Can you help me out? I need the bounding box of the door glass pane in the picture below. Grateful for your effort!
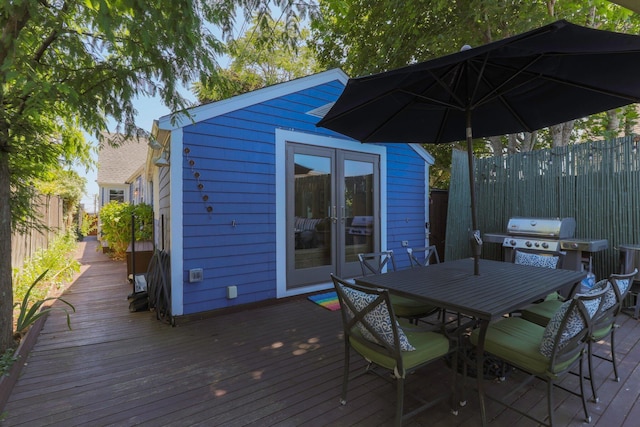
[344,159,374,263]
[293,153,332,270]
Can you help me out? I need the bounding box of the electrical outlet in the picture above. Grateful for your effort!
[189,268,203,283]
[401,241,409,247]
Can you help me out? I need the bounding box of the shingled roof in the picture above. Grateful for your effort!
[96,132,149,185]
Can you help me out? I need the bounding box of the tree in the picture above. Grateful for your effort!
[0,0,313,353]
[194,19,320,103]
[36,168,87,229]
[310,0,640,185]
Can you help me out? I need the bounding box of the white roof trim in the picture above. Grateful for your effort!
[157,68,349,131]
[408,143,436,165]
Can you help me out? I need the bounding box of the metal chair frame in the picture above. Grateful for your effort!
[467,284,610,427]
[331,274,459,426]
[587,269,638,402]
[407,245,440,267]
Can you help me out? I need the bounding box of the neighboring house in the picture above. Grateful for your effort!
[96,132,149,208]
[96,132,150,246]
[148,69,435,319]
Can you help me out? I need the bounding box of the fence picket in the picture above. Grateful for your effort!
[447,136,638,280]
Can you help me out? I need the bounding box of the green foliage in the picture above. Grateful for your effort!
[1,0,220,235]
[311,0,640,189]
[11,231,80,339]
[13,270,75,337]
[36,168,88,229]
[79,213,98,239]
[0,348,16,377]
[194,19,320,103]
[99,202,153,259]
[12,232,81,305]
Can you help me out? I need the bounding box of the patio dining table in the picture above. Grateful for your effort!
[354,257,586,426]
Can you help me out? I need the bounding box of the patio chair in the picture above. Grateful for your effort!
[520,269,637,402]
[468,283,610,426]
[407,245,440,267]
[585,270,636,402]
[331,274,459,426]
[358,251,440,323]
[514,250,565,324]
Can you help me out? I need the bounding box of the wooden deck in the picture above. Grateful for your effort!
[2,237,640,426]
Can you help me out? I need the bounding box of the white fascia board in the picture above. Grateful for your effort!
[170,127,184,316]
[156,69,349,131]
[409,143,436,165]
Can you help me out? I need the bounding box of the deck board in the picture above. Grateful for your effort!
[3,238,640,426]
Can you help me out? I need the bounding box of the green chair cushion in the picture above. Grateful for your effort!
[470,317,578,377]
[592,323,614,340]
[390,295,439,318]
[520,299,564,326]
[351,326,450,374]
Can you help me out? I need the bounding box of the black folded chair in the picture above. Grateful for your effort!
[467,283,610,426]
[331,274,459,426]
[406,245,440,267]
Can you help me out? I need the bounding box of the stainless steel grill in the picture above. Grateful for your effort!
[484,217,608,271]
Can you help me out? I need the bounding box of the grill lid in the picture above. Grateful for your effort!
[507,217,576,239]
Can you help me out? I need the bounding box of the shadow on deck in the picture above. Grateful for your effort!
[2,238,640,426]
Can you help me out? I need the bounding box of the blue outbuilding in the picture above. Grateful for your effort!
[147,69,435,318]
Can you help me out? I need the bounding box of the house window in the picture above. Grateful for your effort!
[109,189,124,202]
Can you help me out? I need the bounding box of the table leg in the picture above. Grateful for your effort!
[476,320,489,427]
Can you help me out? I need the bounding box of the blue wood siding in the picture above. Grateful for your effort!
[180,80,346,314]
[385,144,428,270]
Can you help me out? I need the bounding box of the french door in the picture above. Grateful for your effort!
[286,143,380,289]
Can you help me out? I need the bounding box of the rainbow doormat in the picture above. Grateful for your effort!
[308,291,341,311]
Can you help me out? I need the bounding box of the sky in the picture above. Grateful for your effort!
[76,10,254,211]
[77,86,198,213]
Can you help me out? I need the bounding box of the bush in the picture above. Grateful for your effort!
[99,202,153,259]
[78,212,97,239]
[12,231,81,305]
[14,270,75,337]
[11,231,81,344]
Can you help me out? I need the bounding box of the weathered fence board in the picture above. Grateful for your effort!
[11,194,63,270]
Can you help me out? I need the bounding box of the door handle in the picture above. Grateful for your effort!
[330,206,337,224]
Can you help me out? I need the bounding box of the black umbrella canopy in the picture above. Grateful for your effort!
[317,20,640,274]
[317,19,640,144]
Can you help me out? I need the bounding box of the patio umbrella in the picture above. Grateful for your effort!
[316,19,640,275]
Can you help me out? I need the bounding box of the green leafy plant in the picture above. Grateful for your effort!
[13,270,75,337]
[13,232,80,304]
[99,202,153,259]
[80,212,98,237]
[0,348,16,377]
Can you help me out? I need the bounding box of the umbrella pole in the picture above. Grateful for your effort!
[466,110,482,275]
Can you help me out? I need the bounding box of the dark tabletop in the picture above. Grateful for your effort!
[355,258,586,321]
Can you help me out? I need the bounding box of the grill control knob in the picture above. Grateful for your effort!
[534,242,540,247]
[509,240,516,246]
[526,241,532,247]
[542,242,549,249]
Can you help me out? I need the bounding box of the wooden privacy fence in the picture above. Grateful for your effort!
[446,135,640,281]
[11,194,64,271]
